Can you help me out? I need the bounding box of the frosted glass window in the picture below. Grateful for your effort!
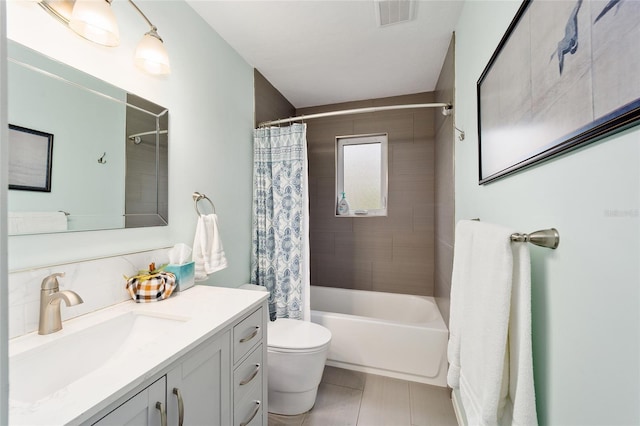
[336,133,388,216]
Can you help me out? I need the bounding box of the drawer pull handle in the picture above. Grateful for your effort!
[239,326,260,343]
[156,401,167,426]
[239,364,261,386]
[239,400,261,426]
[173,388,184,426]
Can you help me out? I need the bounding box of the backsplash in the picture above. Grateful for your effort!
[8,248,169,339]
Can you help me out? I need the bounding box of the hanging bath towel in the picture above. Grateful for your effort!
[193,213,228,281]
[448,219,538,426]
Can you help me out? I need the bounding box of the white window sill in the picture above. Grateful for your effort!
[335,211,387,218]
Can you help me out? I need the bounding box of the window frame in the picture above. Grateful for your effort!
[335,133,388,217]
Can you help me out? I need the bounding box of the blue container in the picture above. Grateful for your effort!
[164,262,195,291]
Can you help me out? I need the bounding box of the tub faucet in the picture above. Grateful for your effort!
[38,272,84,335]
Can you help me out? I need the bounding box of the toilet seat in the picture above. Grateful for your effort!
[268,318,331,353]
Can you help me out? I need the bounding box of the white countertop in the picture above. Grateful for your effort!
[9,285,268,425]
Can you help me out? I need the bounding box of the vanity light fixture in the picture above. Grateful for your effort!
[127,0,171,76]
[38,0,171,76]
[69,0,120,47]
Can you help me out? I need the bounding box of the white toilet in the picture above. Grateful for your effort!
[240,284,332,415]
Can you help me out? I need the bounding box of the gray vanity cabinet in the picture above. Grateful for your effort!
[166,331,231,425]
[232,306,267,426]
[91,332,231,426]
[87,303,267,426]
[92,377,166,425]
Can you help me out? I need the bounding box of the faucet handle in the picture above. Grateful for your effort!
[41,272,65,291]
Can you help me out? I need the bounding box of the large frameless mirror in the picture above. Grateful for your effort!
[7,40,168,235]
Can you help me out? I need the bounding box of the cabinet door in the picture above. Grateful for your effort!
[167,331,232,426]
[93,377,166,426]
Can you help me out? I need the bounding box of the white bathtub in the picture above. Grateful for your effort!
[310,286,448,386]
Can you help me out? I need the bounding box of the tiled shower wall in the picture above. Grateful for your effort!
[254,69,295,127]
[298,93,436,296]
[434,35,456,325]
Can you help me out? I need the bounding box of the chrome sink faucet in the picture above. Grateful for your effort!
[38,272,84,335]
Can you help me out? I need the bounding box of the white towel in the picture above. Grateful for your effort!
[447,220,537,426]
[8,211,68,234]
[506,242,538,426]
[192,214,228,281]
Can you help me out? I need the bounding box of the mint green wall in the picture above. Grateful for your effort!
[454,2,639,424]
[0,1,9,421]
[6,0,254,287]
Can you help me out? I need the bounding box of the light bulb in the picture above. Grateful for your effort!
[69,0,119,47]
[134,30,171,76]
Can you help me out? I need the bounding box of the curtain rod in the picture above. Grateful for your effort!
[258,102,453,127]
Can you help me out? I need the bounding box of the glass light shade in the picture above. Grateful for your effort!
[69,0,119,47]
[134,32,171,76]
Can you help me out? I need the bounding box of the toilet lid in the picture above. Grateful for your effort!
[268,318,331,351]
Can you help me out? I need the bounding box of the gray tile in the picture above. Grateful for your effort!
[334,232,393,262]
[372,92,434,108]
[414,110,435,143]
[351,207,414,234]
[322,366,367,390]
[313,255,373,290]
[302,383,362,426]
[353,114,414,144]
[409,382,457,426]
[269,413,306,426]
[372,261,434,296]
[308,150,335,178]
[392,143,434,177]
[310,232,335,256]
[358,374,412,426]
[393,231,435,261]
[306,92,438,298]
[279,367,458,426]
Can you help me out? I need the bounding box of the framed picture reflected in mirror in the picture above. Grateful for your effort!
[8,124,54,192]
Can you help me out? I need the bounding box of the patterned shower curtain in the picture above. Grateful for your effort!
[250,123,310,321]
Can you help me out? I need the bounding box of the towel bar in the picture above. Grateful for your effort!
[192,192,216,216]
[469,219,559,249]
[510,228,559,249]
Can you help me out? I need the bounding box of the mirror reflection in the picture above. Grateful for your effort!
[7,40,168,235]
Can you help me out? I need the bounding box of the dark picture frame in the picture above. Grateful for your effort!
[8,124,54,192]
[477,0,640,184]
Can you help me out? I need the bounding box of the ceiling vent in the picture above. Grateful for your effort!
[375,0,416,27]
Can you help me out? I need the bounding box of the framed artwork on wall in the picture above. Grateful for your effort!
[8,124,54,192]
[477,0,640,184]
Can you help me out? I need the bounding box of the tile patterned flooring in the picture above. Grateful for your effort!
[268,366,458,426]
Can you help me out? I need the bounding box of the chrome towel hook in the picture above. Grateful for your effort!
[193,192,216,216]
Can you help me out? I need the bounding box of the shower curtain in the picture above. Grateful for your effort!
[250,123,310,321]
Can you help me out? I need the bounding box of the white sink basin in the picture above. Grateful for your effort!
[10,311,189,404]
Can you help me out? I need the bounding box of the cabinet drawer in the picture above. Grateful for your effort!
[233,307,263,363]
[234,383,263,426]
[234,344,263,404]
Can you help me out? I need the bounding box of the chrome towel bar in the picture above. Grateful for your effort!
[510,228,559,249]
[470,219,559,249]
